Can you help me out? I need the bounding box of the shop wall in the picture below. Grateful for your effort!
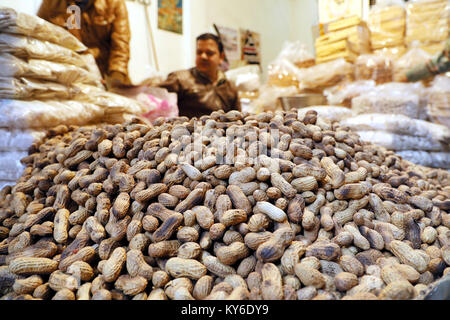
[2,0,318,83]
[289,0,319,56]
[188,0,294,80]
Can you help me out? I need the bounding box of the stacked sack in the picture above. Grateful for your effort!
[427,75,450,129]
[406,0,449,56]
[315,16,371,64]
[0,7,147,189]
[341,113,450,169]
[368,0,407,59]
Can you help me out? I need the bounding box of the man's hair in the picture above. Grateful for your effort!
[196,33,224,54]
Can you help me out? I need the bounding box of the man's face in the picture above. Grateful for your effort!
[195,39,224,75]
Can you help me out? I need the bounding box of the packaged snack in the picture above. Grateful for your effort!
[0,7,86,52]
[355,54,394,84]
[368,1,406,49]
[0,53,102,86]
[406,0,449,43]
[351,82,420,118]
[297,58,354,91]
[0,33,87,68]
[324,80,376,107]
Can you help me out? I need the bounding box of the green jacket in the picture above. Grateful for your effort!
[406,38,450,82]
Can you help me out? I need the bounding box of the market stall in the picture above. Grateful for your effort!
[0,1,449,302]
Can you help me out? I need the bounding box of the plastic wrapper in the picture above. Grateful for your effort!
[355,54,394,84]
[356,130,446,151]
[112,86,178,121]
[340,113,450,142]
[0,77,79,100]
[74,84,148,115]
[397,150,450,169]
[0,99,104,129]
[324,80,376,107]
[351,82,421,118]
[0,53,102,86]
[406,0,449,44]
[427,75,450,128]
[0,7,86,52]
[0,180,16,190]
[251,85,298,112]
[0,129,46,152]
[268,59,300,87]
[276,41,315,69]
[225,65,261,92]
[0,151,27,180]
[315,23,370,64]
[0,33,87,68]
[373,45,407,60]
[368,1,406,49]
[297,58,354,92]
[297,106,355,122]
[80,54,103,84]
[393,46,432,82]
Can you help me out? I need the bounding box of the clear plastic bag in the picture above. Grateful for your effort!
[276,41,315,69]
[0,99,104,129]
[74,84,148,115]
[373,45,407,60]
[225,65,261,92]
[397,150,450,169]
[111,86,179,121]
[268,58,301,88]
[351,82,420,118]
[0,129,46,152]
[355,54,394,84]
[356,130,445,151]
[324,80,376,107]
[0,53,102,86]
[368,1,406,49]
[0,33,87,68]
[297,58,354,91]
[251,85,298,112]
[297,106,355,122]
[0,76,80,100]
[406,0,449,44]
[340,113,450,142]
[0,151,27,180]
[392,46,432,81]
[427,75,450,128]
[0,7,86,52]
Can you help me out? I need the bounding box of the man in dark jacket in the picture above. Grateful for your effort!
[37,0,131,88]
[158,33,241,119]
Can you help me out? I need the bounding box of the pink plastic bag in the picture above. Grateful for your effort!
[110,86,179,121]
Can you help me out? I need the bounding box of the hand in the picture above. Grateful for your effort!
[106,71,131,90]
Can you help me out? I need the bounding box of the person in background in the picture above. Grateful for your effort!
[405,38,450,82]
[37,0,131,88]
[158,33,241,118]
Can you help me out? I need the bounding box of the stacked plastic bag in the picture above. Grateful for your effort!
[427,75,450,128]
[315,16,371,64]
[0,7,147,188]
[252,41,315,112]
[368,0,407,59]
[406,0,449,56]
[341,113,450,169]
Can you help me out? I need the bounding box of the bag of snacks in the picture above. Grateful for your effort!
[0,7,86,52]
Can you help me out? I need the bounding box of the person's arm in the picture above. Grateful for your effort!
[108,0,131,81]
[406,39,450,82]
[37,0,57,21]
[157,72,182,94]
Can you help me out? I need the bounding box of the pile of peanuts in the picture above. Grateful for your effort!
[0,109,449,301]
